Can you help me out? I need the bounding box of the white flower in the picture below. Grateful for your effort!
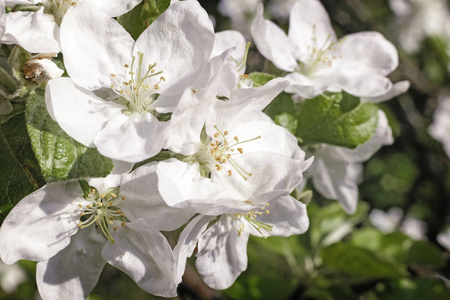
[251,0,399,99]
[1,0,142,53]
[0,164,185,299]
[429,94,450,157]
[173,195,309,290]
[437,228,450,251]
[309,110,393,213]
[45,0,215,162]
[157,76,311,289]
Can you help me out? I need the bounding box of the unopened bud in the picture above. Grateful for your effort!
[23,54,64,84]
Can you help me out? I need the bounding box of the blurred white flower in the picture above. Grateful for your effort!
[218,0,261,39]
[389,0,450,53]
[437,228,450,251]
[369,207,427,240]
[0,261,27,294]
[428,94,450,157]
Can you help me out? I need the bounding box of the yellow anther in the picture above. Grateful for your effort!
[214,132,219,137]
[77,221,82,226]
[265,210,270,215]
[113,227,118,231]
[110,85,115,89]
[122,195,126,200]
[78,204,82,208]
[80,212,85,216]
[111,73,116,77]
[109,217,114,221]
[234,136,239,142]
[160,76,166,81]
[91,189,95,194]
[97,202,103,207]
[151,69,155,73]
[265,203,270,207]
[117,209,122,213]
[121,222,126,227]
[99,194,105,199]
[216,164,221,171]
[155,84,160,90]
[228,170,232,176]
[237,148,243,154]
[124,64,129,68]
[224,131,228,135]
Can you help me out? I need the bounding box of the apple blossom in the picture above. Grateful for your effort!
[0,0,142,53]
[0,163,183,299]
[45,0,215,162]
[309,110,393,214]
[428,94,450,157]
[251,0,399,99]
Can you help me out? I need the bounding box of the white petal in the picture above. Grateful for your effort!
[362,80,410,103]
[36,227,106,300]
[101,219,177,298]
[312,147,362,214]
[173,215,213,283]
[90,0,142,17]
[437,228,450,251]
[118,163,195,231]
[196,216,249,290]
[156,159,242,209]
[60,2,134,90]
[1,9,59,53]
[369,208,403,233]
[218,152,304,205]
[94,112,168,162]
[333,32,399,76]
[251,4,297,72]
[332,110,393,163]
[110,159,134,175]
[134,0,214,90]
[163,87,213,155]
[288,0,336,60]
[256,195,309,237]
[212,30,247,69]
[0,182,83,264]
[45,77,120,147]
[284,72,318,98]
[208,78,289,133]
[330,71,393,98]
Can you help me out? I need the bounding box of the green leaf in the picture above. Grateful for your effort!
[0,111,45,224]
[248,72,276,87]
[117,0,170,40]
[351,228,414,263]
[263,91,296,123]
[404,241,445,267]
[0,66,17,94]
[321,243,406,279]
[309,202,369,249]
[274,113,298,135]
[7,45,31,82]
[296,92,379,148]
[25,91,113,182]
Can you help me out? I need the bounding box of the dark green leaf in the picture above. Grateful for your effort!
[404,241,445,267]
[296,93,378,148]
[117,0,171,40]
[0,111,45,224]
[263,91,296,120]
[25,91,113,182]
[321,243,406,279]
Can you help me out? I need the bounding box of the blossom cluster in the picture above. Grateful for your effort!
[0,0,408,298]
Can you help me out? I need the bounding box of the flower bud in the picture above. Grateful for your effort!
[23,54,64,84]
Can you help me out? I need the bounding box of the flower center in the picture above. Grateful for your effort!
[195,125,261,180]
[110,51,165,115]
[44,0,82,25]
[297,25,342,76]
[233,203,273,237]
[77,186,127,244]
